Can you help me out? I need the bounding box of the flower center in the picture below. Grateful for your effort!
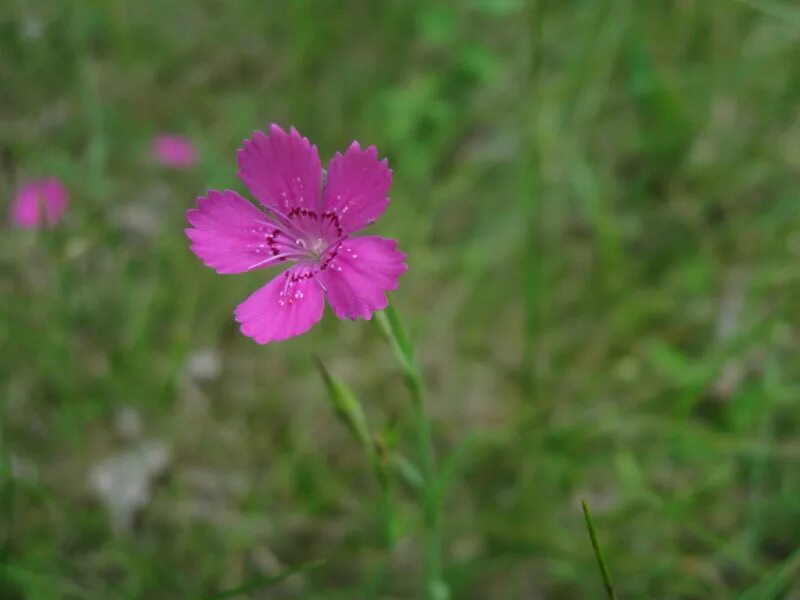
[293,236,328,260]
[250,206,345,271]
[310,237,328,256]
[284,208,343,262]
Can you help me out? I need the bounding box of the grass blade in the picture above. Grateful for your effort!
[731,0,800,25]
[581,500,617,600]
[0,394,13,560]
[738,545,800,600]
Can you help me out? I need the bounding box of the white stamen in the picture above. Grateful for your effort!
[247,252,300,271]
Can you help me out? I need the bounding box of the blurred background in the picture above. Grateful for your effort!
[3,0,800,597]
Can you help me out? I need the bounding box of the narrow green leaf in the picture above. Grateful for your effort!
[375,303,425,406]
[313,356,373,458]
[392,453,425,492]
[738,545,800,600]
[581,500,617,600]
[434,435,476,500]
[731,0,800,25]
[0,397,13,558]
[375,302,415,372]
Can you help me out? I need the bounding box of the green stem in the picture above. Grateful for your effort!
[377,302,446,600]
[372,435,399,552]
[363,472,398,599]
[413,383,443,600]
[581,500,617,600]
[521,0,544,401]
[313,355,398,594]
[0,385,13,560]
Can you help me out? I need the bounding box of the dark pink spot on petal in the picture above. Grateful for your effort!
[186,189,302,274]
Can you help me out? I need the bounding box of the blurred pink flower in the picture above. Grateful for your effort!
[153,134,197,169]
[10,178,69,229]
[186,125,407,344]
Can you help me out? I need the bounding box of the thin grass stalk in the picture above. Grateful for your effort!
[377,301,446,600]
[582,500,617,600]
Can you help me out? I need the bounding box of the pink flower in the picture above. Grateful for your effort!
[153,134,197,169]
[186,125,407,344]
[10,178,69,229]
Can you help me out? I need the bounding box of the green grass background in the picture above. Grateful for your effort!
[3,0,800,597]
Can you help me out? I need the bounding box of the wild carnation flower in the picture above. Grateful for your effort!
[10,178,69,229]
[186,125,407,344]
[153,134,197,169]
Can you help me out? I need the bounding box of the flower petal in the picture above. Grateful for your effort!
[323,142,391,235]
[10,179,68,229]
[40,179,69,226]
[186,189,298,274]
[237,125,322,213]
[10,186,41,229]
[235,264,324,344]
[317,236,407,320]
[153,134,197,169]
